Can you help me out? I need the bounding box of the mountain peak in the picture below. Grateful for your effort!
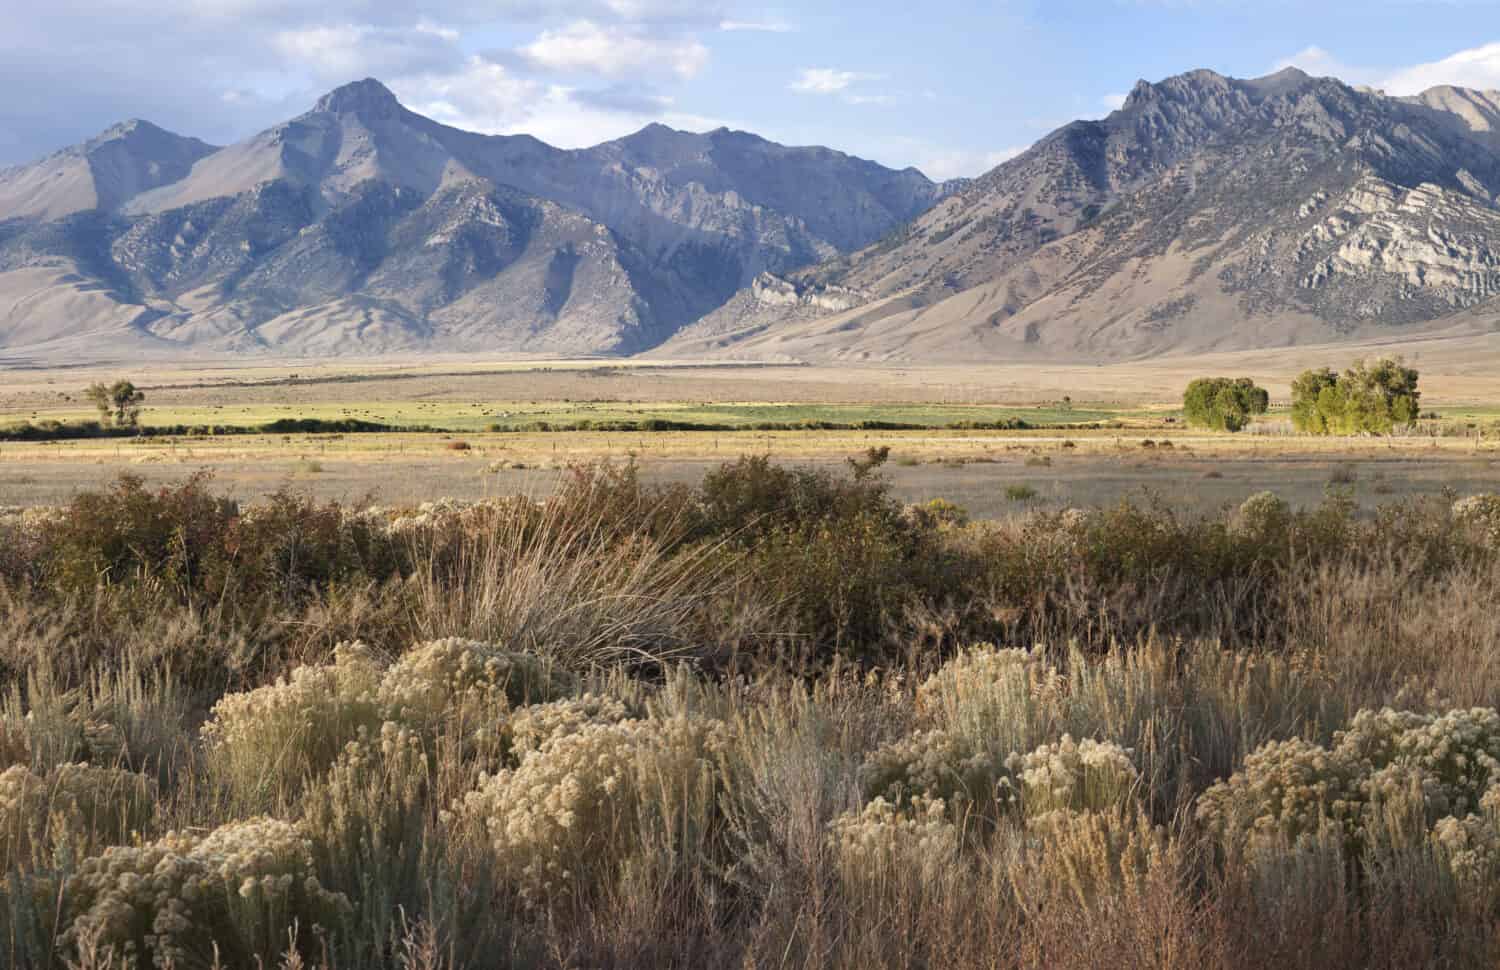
[1259,66,1311,84]
[314,78,402,119]
[88,118,171,147]
[1242,66,1315,97]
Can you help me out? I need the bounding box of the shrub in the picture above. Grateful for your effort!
[859,729,1016,820]
[828,796,959,887]
[1196,737,1365,856]
[907,498,970,530]
[507,694,633,756]
[376,637,574,744]
[1453,494,1500,545]
[1005,484,1039,502]
[300,722,444,965]
[40,473,237,596]
[1013,806,1174,910]
[200,642,384,808]
[1232,490,1291,538]
[0,763,155,872]
[1199,707,1500,859]
[915,645,1057,747]
[1430,812,1500,892]
[697,454,905,543]
[1183,377,1270,432]
[59,817,350,969]
[455,714,733,907]
[1342,707,1500,821]
[1011,735,1138,817]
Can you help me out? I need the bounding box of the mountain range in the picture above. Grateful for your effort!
[0,79,947,357]
[3,69,1500,362]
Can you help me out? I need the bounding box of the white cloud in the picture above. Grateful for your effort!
[719,19,793,32]
[790,68,883,95]
[393,57,543,131]
[1100,92,1128,112]
[1382,41,1500,96]
[518,19,709,79]
[1273,41,1500,95]
[271,23,462,82]
[392,58,731,149]
[1273,46,1374,85]
[919,146,1024,180]
[848,134,1026,181]
[415,19,460,42]
[0,0,739,163]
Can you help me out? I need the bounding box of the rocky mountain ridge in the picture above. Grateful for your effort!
[0,79,948,356]
[666,68,1500,362]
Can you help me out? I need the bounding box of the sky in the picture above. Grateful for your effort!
[4,1,1500,181]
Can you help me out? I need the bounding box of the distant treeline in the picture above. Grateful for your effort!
[0,418,431,441]
[487,417,1051,433]
[1,415,1124,441]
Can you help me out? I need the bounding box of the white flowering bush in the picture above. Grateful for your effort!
[386,499,473,536]
[0,763,155,872]
[1329,708,1432,770]
[455,714,732,906]
[1232,491,1291,537]
[915,644,1058,748]
[201,642,383,806]
[1430,812,1500,892]
[828,796,959,888]
[507,694,632,756]
[1201,707,1500,861]
[859,728,1016,820]
[1197,737,1364,853]
[1453,494,1500,544]
[377,638,574,733]
[1337,707,1500,821]
[916,644,1046,711]
[1058,507,1095,533]
[59,817,350,969]
[385,498,523,537]
[1009,735,1138,817]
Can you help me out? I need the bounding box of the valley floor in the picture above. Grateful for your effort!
[5,349,1500,516]
[2,435,1496,520]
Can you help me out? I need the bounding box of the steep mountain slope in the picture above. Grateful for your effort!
[0,80,945,357]
[0,121,216,223]
[669,69,1500,362]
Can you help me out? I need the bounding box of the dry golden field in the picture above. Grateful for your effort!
[4,344,1500,515]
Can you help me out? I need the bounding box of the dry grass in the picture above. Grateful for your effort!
[4,463,1500,967]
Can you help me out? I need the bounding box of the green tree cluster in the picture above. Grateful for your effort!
[84,380,145,428]
[1182,377,1270,432]
[1290,358,1420,435]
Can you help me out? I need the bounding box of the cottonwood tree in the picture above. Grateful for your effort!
[84,379,146,428]
[1182,377,1270,432]
[1290,358,1419,435]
